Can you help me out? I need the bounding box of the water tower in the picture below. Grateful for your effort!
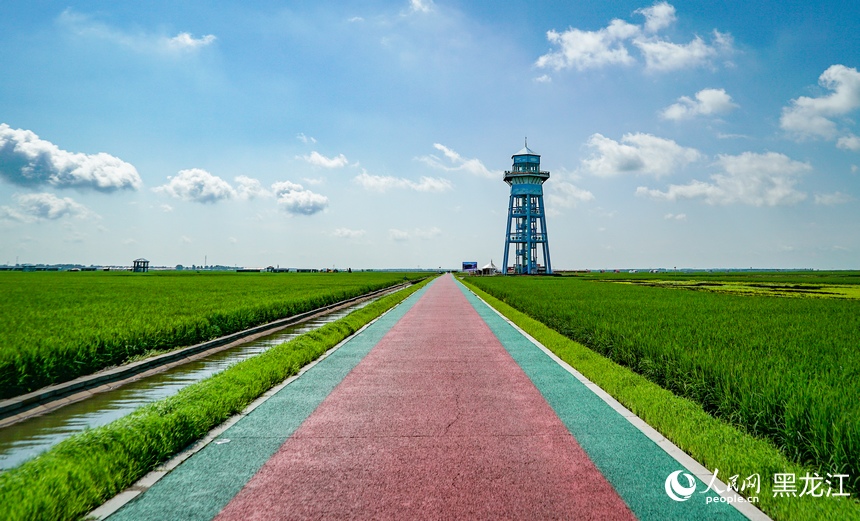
[502,142,552,275]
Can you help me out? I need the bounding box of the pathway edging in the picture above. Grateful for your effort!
[91,283,429,520]
[458,281,770,521]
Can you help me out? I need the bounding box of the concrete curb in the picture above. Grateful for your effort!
[463,285,771,521]
[86,287,422,520]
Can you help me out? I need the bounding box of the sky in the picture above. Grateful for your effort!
[1,0,858,270]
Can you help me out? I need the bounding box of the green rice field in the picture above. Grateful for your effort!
[466,271,860,497]
[0,271,422,399]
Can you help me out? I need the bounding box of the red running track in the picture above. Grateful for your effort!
[216,275,635,520]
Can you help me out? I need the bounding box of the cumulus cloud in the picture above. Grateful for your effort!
[333,227,366,239]
[581,133,701,178]
[780,65,860,141]
[272,181,328,215]
[417,144,498,178]
[354,171,452,192]
[664,213,687,220]
[636,151,811,206]
[298,151,349,168]
[535,2,732,73]
[536,19,639,71]
[155,169,236,203]
[634,32,730,72]
[234,175,268,200]
[547,182,595,208]
[0,193,93,222]
[636,1,676,33]
[661,88,738,120]
[154,171,328,214]
[0,124,142,192]
[837,134,860,151]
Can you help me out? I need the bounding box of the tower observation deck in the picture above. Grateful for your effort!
[502,143,552,275]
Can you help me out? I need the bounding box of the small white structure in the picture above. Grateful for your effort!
[480,260,499,276]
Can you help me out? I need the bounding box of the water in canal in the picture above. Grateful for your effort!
[0,299,375,470]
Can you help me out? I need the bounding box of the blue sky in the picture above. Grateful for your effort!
[1,1,858,269]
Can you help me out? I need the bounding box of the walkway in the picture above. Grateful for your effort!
[105,274,758,520]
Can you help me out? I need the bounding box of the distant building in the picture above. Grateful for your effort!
[133,258,150,272]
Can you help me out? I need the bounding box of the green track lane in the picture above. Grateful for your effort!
[107,283,430,521]
[456,280,749,521]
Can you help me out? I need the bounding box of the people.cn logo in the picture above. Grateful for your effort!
[665,470,697,502]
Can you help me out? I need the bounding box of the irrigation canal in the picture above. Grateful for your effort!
[0,293,386,471]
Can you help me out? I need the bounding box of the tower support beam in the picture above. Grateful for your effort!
[502,145,552,275]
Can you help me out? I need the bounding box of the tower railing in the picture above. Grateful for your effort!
[502,146,552,275]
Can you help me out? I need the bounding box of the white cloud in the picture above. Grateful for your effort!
[633,32,727,72]
[535,3,732,73]
[58,10,215,55]
[0,124,142,192]
[534,74,552,83]
[154,171,328,214]
[333,228,366,239]
[296,133,317,144]
[417,144,498,178]
[166,33,216,50]
[389,228,410,241]
[581,133,701,178]
[661,88,738,120]
[780,65,860,140]
[409,0,433,14]
[160,203,174,213]
[0,193,93,222]
[354,171,452,192]
[234,175,269,200]
[636,151,811,206]
[298,151,349,168]
[814,192,853,205]
[837,134,860,151]
[635,1,676,33]
[272,181,328,215]
[664,213,687,220]
[388,227,441,241]
[535,19,639,71]
[547,182,595,208]
[155,168,236,203]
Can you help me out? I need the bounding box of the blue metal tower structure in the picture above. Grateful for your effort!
[502,143,552,275]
